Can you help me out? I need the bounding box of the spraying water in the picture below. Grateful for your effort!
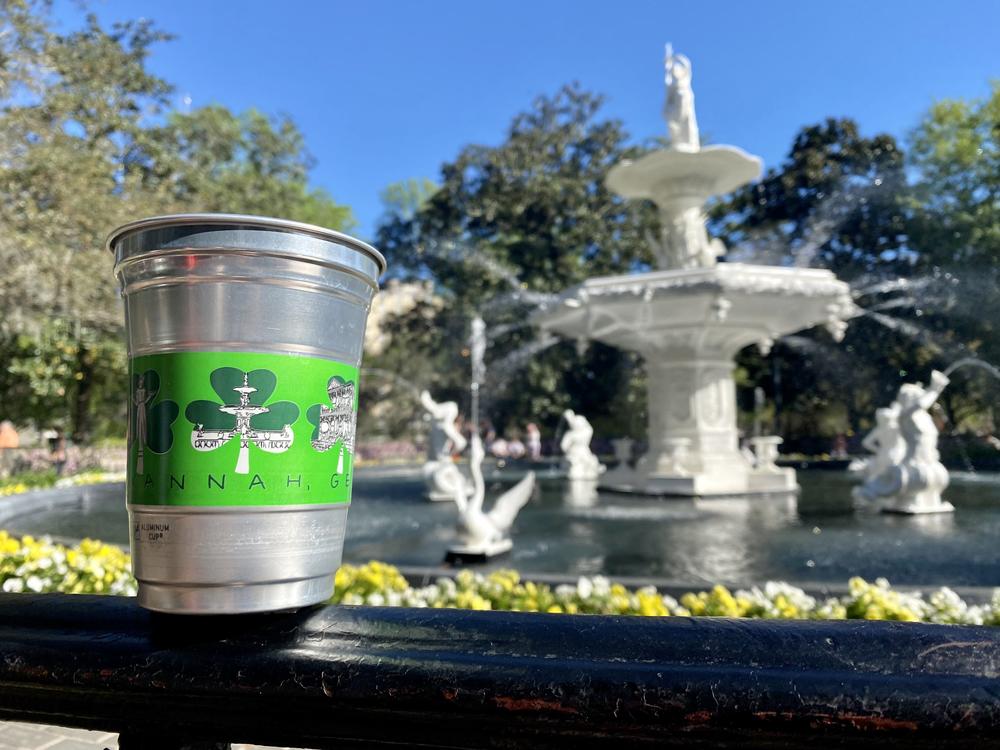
[943,358,1000,381]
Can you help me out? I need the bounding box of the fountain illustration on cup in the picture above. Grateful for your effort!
[187,368,298,474]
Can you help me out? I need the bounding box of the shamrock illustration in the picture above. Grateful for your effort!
[307,376,357,473]
[131,370,179,474]
[185,368,299,474]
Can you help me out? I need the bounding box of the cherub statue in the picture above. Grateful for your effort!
[853,371,953,513]
[420,390,471,502]
[560,409,606,480]
[850,407,904,484]
[664,46,699,152]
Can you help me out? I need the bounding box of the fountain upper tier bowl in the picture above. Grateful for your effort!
[606,145,762,205]
[534,263,854,357]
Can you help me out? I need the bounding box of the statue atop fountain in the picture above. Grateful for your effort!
[664,46,699,152]
[446,434,536,562]
[853,371,954,514]
[560,410,606,481]
[534,46,855,496]
[420,390,471,502]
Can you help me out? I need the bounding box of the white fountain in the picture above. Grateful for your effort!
[534,47,855,496]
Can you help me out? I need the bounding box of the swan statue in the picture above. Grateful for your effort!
[446,434,536,561]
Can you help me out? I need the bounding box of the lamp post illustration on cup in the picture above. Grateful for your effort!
[130,370,179,474]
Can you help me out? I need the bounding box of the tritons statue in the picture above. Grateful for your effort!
[853,370,953,514]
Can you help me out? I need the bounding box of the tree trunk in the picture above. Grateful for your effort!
[72,345,93,444]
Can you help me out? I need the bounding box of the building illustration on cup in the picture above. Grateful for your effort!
[186,368,299,475]
[307,376,358,473]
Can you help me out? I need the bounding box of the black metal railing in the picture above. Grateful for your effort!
[0,593,999,748]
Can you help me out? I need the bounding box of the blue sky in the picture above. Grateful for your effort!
[63,0,999,241]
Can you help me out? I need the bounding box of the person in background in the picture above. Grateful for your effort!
[490,437,509,459]
[831,434,848,459]
[50,432,67,476]
[507,433,526,460]
[525,422,542,461]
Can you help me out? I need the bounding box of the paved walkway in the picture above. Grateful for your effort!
[0,722,116,750]
[0,722,301,750]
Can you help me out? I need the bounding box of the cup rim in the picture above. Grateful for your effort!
[106,213,387,275]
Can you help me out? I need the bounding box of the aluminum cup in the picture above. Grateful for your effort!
[107,214,385,614]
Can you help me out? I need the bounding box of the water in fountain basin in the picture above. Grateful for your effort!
[15,469,1000,587]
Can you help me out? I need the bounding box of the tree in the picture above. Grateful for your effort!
[710,118,908,277]
[905,83,1000,432]
[146,106,355,230]
[709,119,919,446]
[0,2,354,440]
[374,85,657,436]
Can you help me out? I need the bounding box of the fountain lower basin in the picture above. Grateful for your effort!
[534,263,854,496]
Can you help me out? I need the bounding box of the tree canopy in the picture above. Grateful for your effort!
[0,1,353,439]
[371,84,656,437]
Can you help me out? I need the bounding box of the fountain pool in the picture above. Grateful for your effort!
[8,467,1000,588]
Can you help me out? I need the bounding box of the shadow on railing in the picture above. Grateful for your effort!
[0,593,999,748]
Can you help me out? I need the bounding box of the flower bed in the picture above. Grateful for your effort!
[332,561,1000,624]
[0,532,135,595]
[0,470,125,497]
[0,532,996,625]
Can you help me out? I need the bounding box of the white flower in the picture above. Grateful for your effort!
[576,577,594,599]
[25,576,44,593]
[555,584,575,599]
[2,578,24,593]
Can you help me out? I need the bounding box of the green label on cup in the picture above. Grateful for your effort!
[127,351,358,507]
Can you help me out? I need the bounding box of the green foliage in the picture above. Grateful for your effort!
[908,81,1000,271]
[374,85,657,435]
[710,114,991,446]
[0,531,135,595]
[0,2,352,439]
[332,562,1000,625]
[379,177,438,223]
[146,106,355,229]
[710,117,908,277]
[0,320,127,437]
[905,82,1000,409]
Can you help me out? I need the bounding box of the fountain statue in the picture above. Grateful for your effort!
[560,410,606,480]
[849,407,904,483]
[663,46,699,152]
[853,371,954,514]
[446,434,536,562]
[533,46,855,496]
[420,390,471,502]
